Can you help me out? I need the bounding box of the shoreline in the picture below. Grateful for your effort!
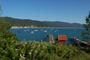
[11,26,83,29]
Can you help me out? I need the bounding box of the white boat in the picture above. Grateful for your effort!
[34,30,38,32]
[24,29,29,32]
[44,30,47,32]
[30,31,34,34]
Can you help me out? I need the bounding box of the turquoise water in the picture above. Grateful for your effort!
[10,28,83,44]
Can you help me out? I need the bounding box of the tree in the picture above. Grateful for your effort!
[82,12,90,42]
[0,18,11,32]
[0,18,18,60]
[0,18,17,40]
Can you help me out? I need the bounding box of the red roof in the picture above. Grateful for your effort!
[58,35,67,41]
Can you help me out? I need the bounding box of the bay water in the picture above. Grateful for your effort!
[10,28,83,44]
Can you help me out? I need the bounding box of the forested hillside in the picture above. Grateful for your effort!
[0,17,60,27]
[0,17,82,27]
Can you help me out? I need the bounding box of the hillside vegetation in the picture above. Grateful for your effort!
[0,17,82,27]
[0,17,60,27]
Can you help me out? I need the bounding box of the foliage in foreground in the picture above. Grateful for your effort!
[18,42,90,60]
[0,41,90,60]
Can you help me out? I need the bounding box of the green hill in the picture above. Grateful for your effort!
[0,17,82,27]
[0,17,60,27]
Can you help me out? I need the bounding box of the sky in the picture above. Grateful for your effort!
[0,0,90,23]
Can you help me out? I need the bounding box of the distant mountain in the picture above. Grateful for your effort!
[44,21,82,27]
[1,17,59,27]
[0,17,82,27]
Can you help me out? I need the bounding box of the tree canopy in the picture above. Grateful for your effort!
[82,12,90,42]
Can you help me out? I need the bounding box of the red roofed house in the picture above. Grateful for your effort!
[57,35,67,45]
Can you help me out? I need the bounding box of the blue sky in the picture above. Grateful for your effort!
[1,0,90,23]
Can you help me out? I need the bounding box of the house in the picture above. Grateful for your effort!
[57,35,67,45]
